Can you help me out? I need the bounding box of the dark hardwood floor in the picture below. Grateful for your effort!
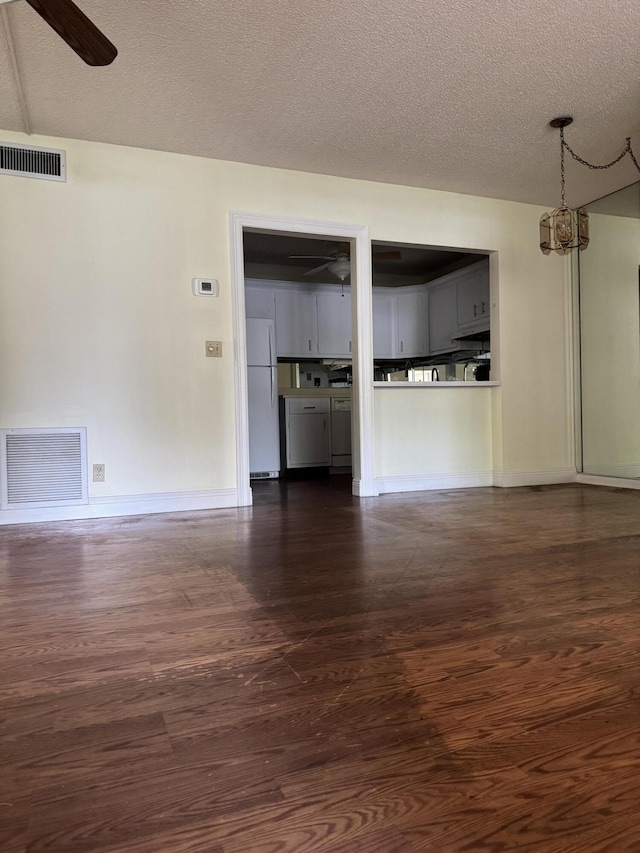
[3,480,640,851]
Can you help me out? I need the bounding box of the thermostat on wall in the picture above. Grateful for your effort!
[192,278,219,296]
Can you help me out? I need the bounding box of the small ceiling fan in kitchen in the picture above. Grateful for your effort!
[289,244,402,281]
[0,0,117,66]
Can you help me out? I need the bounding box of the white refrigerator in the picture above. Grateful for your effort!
[247,318,280,478]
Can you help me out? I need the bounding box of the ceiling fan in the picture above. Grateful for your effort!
[289,244,402,281]
[0,0,117,66]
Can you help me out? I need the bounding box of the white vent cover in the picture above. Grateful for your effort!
[0,141,66,182]
[0,428,88,509]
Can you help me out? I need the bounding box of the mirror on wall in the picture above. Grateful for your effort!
[579,181,640,478]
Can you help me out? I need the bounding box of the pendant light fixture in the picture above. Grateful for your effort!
[540,118,589,255]
[540,117,640,256]
[328,256,351,281]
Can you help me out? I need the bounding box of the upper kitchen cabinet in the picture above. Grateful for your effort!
[275,289,318,357]
[397,291,427,357]
[427,259,490,354]
[428,279,458,353]
[373,294,393,358]
[245,286,275,321]
[317,291,352,358]
[456,260,490,332]
[371,288,428,358]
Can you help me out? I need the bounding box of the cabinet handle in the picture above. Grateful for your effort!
[482,301,487,315]
[400,341,404,353]
[473,304,478,317]
[349,340,351,353]
[308,339,311,351]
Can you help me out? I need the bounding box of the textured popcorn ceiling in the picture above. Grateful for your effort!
[1,0,640,206]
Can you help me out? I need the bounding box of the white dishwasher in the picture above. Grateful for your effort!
[330,397,352,469]
[284,398,331,468]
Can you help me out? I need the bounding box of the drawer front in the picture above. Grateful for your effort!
[286,398,330,415]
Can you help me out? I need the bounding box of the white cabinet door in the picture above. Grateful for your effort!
[456,262,490,329]
[317,292,352,357]
[245,286,275,320]
[373,294,393,358]
[275,290,317,357]
[286,399,331,467]
[428,281,458,353]
[287,413,330,466]
[397,292,426,357]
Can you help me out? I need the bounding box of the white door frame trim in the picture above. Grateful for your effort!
[229,212,377,506]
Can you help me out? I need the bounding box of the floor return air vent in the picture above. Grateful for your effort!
[0,141,66,181]
[0,428,88,510]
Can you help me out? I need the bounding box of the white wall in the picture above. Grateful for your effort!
[0,131,574,516]
[374,388,492,477]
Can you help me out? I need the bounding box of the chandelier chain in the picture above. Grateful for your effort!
[560,128,566,207]
[561,134,640,174]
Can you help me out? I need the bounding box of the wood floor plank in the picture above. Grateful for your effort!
[3,480,640,850]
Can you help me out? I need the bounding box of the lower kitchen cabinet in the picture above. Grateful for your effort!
[283,398,331,468]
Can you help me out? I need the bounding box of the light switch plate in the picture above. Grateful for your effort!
[205,340,222,357]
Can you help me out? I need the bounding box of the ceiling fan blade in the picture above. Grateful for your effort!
[289,255,334,260]
[25,0,117,66]
[303,261,332,276]
[373,250,402,261]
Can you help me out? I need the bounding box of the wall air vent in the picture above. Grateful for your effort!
[0,428,88,510]
[0,141,66,182]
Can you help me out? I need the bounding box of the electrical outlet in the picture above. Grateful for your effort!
[93,463,105,482]
[205,340,222,358]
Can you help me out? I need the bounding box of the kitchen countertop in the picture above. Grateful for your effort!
[279,388,352,398]
[373,381,500,387]
[280,384,500,397]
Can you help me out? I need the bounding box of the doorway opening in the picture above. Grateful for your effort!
[229,213,376,507]
[243,232,354,496]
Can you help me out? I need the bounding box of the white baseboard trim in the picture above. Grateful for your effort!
[493,468,577,488]
[0,488,238,525]
[580,465,640,480]
[375,471,493,494]
[351,478,380,497]
[576,473,640,490]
